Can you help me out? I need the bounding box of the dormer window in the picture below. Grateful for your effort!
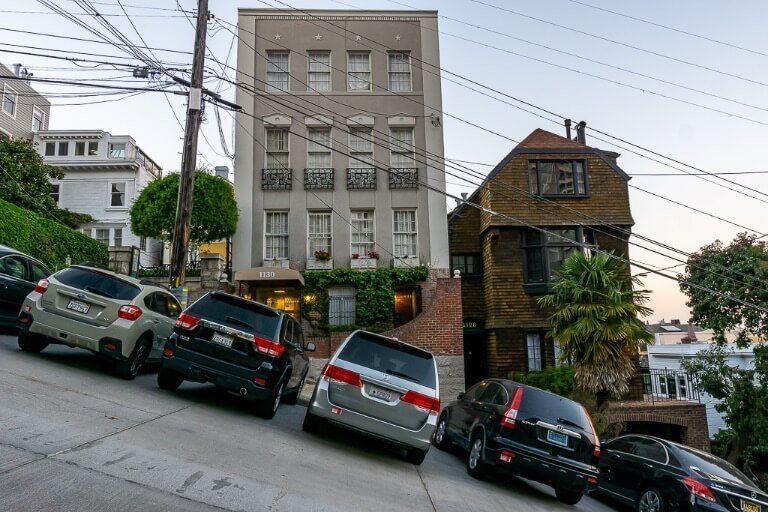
[528,160,586,196]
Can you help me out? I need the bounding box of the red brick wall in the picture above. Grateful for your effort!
[609,401,711,451]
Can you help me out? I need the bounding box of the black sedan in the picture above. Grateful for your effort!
[598,434,767,512]
[433,378,600,505]
[0,245,50,329]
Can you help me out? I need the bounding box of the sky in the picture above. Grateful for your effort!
[3,0,768,323]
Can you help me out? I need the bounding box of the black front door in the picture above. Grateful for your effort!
[463,330,487,388]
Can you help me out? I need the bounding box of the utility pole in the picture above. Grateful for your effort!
[169,0,209,287]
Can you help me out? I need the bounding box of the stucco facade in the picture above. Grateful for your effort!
[0,63,50,140]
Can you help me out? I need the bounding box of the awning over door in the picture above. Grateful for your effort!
[233,267,305,286]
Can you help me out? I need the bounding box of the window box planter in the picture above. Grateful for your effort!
[264,259,290,268]
[350,258,377,269]
[393,256,419,268]
[306,258,333,270]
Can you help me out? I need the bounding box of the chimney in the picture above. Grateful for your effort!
[576,121,587,144]
[13,63,22,77]
[214,166,230,181]
[671,319,681,325]
[564,119,572,140]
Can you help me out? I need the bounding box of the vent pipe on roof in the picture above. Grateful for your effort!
[576,121,587,144]
[564,119,572,140]
[461,192,468,201]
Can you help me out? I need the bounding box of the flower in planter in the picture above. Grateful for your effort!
[351,253,360,259]
[366,250,380,259]
[314,249,331,261]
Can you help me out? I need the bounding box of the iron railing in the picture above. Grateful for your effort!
[346,168,377,190]
[637,368,701,403]
[304,168,335,190]
[388,168,419,189]
[328,295,356,326]
[262,168,293,190]
[138,261,200,278]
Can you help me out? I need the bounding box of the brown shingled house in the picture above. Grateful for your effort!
[448,125,634,386]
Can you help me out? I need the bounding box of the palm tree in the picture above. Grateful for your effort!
[538,251,653,407]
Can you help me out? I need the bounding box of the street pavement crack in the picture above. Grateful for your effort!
[415,466,438,512]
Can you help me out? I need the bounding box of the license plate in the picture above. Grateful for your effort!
[210,332,233,348]
[546,429,569,447]
[66,299,90,314]
[368,387,392,402]
[741,500,761,512]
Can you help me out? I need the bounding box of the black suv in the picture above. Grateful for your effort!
[433,379,600,505]
[157,292,315,418]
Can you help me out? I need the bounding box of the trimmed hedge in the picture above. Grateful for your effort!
[0,198,107,269]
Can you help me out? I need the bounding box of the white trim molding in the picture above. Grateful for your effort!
[347,113,375,126]
[387,114,416,126]
[262,113,292,127]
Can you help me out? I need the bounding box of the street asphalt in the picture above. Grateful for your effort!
[0,333,625,512]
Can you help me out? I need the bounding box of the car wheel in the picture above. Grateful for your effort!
[433,413,451,450]
[254,382,284,419]
[115,336,152,380]
[466,432,489,479]
[283,372,305,405]
[637,488,666,512]
[404,447,429,465]
[555,487,584,505]
[302,410,323,434]
[17,331,48,353]
[157,366,184,391]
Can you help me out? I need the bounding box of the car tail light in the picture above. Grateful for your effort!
[501,386,524,429]
[253,336,285,357]
[163,348,174,357]
[401,390,440,413]
[582,405,601,458]
[254,377,266,386]
[118,305,142,321]
[104,342,117,351]
[175,312,200,330]
[587,476,598,485]
[683,477,717,503]
[34,278,49,294]
[322,364,362,387]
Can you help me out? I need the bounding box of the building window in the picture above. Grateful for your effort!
[44,142,55,156]
[266,50,289,91]
[109,142,126,158]
[88,141,99,155]
[266,128,289,168]
[265,211,289,260]
[307,127,331,168]
[307,51,331,91]
[526,332,543,371]
[529,160,587,196]
[347,51,371,91]
[109,182,126,207]
[32,107,44,131]
[389,127,415,168]
[58,142,69,156]
[350,210,374,257]
[308,211,331,258]
[75,141,86,156]
[114,228,123,247]
[349,127,373,168]
[393,210,417,258]
[2,85,17,118]
[50,183,61,205]
[523,227,595,285]
[94,228,110,246]
[388,51,412,92]
[328,286,355,326]
[451,254,481,277]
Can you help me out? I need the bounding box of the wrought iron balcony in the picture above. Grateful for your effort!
[346,168,377,190]
[261,168,293,190]
[304,168,335,190]
[388,168,419,189]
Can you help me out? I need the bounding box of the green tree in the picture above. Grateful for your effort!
[0,138,93,228]
[538,251,653,406]
[130,170,238,245]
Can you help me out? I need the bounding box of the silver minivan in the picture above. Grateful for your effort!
[303,330,440,464]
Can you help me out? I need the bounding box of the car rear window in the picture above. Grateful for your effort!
[518,388,593,433]
[677,448,752,484]
[55,267,140,301]
[187,293,280,339]
[337,332,436,388]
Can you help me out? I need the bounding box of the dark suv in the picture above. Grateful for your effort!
[434,379,600,505]
[157,292,315,418]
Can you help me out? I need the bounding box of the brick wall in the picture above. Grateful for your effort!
[609,401,711,451]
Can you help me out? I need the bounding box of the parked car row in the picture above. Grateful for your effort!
[9,258,767,511]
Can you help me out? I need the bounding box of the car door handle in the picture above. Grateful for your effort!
[610,453,622,460]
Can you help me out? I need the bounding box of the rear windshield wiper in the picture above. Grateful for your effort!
[557,417,585,430]
[225,316,255,332]
[384,368,420,382]
[84,286,114,299]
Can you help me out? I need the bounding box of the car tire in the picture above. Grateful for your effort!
[433,413,451,450]
[283,371,305,405]
[404,447,428,465]
[157,366,184,391]
[18,331,48,353]
[302,410,323,434]
[637,487,666,512]
[554,487,584,506]
[114,336,152,380]
[254,381,284,419]
[466,431,489,479]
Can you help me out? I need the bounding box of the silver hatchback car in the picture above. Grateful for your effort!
[303,330,440,464]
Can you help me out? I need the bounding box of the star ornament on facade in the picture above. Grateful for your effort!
[314,33,323,40]
[274,33,281,40]
[354,34,361,41]
[395,34,401,41]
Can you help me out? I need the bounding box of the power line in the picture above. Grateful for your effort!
[2,74,182,94]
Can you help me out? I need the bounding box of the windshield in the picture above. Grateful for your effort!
[55,267,140,301]
[187,293,280,339]
[337,331,436,388]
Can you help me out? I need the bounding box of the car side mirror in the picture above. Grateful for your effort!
[457,392,466,401]
[304,342,316,352]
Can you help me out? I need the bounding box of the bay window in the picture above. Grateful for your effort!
[523,227,595,287]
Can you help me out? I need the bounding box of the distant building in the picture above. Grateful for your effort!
[0,63,50,140]
[32,129,162,266]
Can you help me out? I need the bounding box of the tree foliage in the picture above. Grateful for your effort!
[130,171,238,245]
[538,251,653,403]
[0,138,93,228]
[680,233,768,345]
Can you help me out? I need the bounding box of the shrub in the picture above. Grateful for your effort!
[0,198,107,269]
[509,365,576,398]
